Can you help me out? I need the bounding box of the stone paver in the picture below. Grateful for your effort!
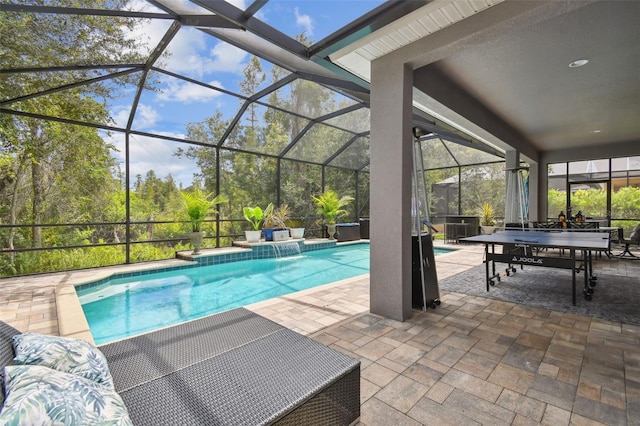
[1,241,639,425]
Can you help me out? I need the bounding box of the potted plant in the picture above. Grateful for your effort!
[180,188,228,254]
[312,189,354,240]
[287,218,305,240]
[480,202,497,234]
[264,204,291,241]
[243,204,272,243]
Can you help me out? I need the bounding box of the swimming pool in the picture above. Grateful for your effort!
[78,243,453,344]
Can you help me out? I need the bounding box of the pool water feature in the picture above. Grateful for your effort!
[272,241,302,258]
[78,243,454,344]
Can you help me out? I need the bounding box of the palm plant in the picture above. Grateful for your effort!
[180,189,228,232]
[312,189,354,225]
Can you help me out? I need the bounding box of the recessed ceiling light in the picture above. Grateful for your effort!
[569,59,589,68]
[590,129,601,134]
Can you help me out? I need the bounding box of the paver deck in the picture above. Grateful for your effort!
[1,240,638,425]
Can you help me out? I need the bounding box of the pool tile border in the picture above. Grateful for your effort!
[75,240,365,292]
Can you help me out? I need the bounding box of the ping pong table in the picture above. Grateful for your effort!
[460,230,610,305]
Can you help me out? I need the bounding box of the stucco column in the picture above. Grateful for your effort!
[369,58,413,321]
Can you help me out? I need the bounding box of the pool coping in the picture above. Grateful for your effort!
[55,239,370,344]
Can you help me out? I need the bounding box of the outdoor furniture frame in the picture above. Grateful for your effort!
[618,237,640,259]
[617,223,640,259]
[1,308,361,425]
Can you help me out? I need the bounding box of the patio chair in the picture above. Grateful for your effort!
[532,221,562,229]
[568,221,598,229]
[618,223,640,258]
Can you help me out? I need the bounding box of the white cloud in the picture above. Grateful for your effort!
[133,104,161,129]
[208,42,247,74]
[156,79,225,103]
[121,9,174,59]
[119,8,248,80]
[160,28,247,79]
[111,106,131,129]
[105,131,199,187]
[294,7,313,36]
[124,0,164,13]
[128,133,194,184]
[226,0,246,10]
[111,104,160,130]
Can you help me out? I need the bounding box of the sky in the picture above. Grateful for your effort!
[105,0,384,187]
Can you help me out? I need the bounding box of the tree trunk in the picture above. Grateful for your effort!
[7,160,28,262]
[31,160,45,248]
[148,214,155,240]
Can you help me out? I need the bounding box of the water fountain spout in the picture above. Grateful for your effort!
[273,241,302,259]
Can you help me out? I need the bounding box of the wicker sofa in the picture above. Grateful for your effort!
[1,308,360,425]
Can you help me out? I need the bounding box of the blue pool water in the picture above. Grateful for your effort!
[78,244,452,344]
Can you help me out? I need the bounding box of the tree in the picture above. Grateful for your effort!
[240,56,266,129]
[612,186,640,219]
[1,2,151,254]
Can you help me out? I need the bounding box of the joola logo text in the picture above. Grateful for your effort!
[511,256,543,264]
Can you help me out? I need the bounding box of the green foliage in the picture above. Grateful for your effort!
[547,186,640,221]
[611,186,640,218]
[0,242,197,277]
[312,189,354,225]
[460,164,506,218]
[180,189,228,232]
[2,245,125,277]
[281,160,322,228]
[547,189,566,219]
[325,169,357,219]
[243,204,272,231]
[570,188,607,218]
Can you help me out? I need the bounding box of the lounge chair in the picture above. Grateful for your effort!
[1,308,361,425]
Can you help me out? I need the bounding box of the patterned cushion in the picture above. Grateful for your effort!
[12,333,113,389]
[0,365,132,425]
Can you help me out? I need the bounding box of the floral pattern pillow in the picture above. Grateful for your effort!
[0,365,133,425]
[12,333,114,389]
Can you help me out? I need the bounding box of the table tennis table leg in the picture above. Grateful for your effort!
[485,244,490,291]
[484,244,500,289]
[491,244,497,280]
[571,249,576,306]
[583,250,597,299]
[583,250,591,301]
[588,250,597,287]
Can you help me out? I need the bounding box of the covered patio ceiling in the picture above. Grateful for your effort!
[328,0,639,164]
